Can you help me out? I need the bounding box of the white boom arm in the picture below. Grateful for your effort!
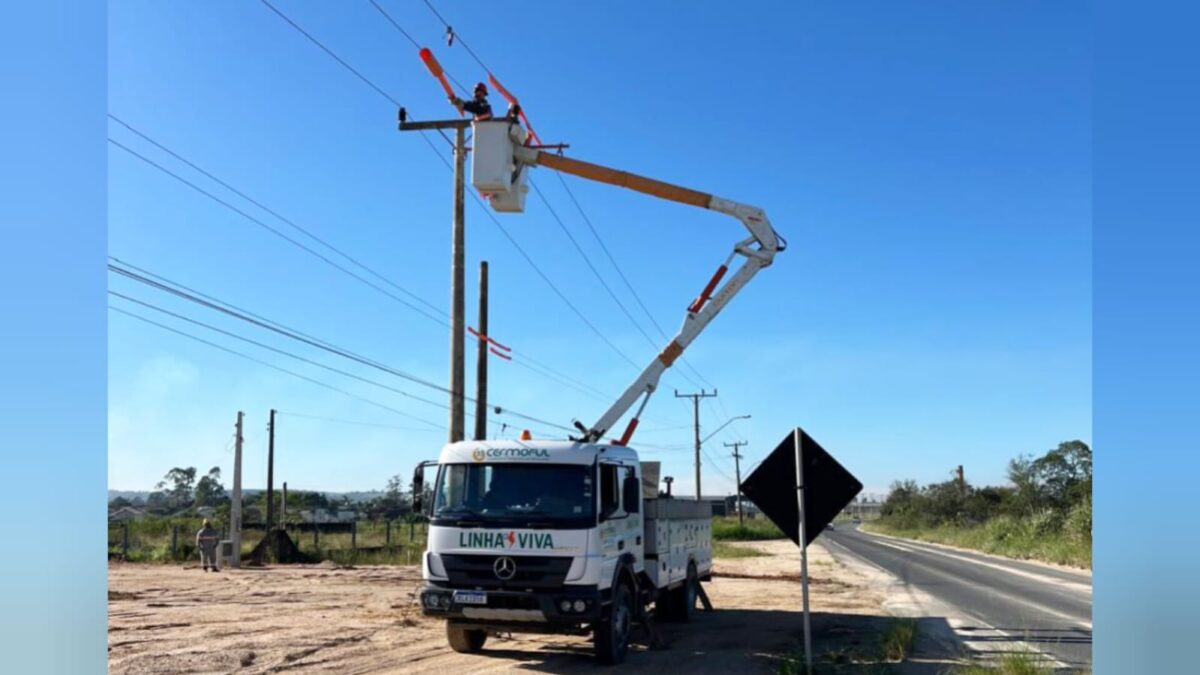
[509,144,783,445]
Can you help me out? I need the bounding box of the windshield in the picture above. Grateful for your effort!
[432,463,595,528]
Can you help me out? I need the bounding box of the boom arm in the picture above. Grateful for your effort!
[510,145,783,445]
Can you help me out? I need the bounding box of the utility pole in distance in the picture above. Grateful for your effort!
[266,409,276,531]
[675,389,717,499]
[232,411,244,568]
[398,113,472,443]
[474,261,489,441]
[725,440,748,525]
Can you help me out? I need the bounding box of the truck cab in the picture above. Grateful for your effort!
[414,439,711,664]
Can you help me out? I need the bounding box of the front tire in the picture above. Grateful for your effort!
[595,582,634,664]
[447,622,487,653]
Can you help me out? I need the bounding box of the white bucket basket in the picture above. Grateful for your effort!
[471,119,529,213]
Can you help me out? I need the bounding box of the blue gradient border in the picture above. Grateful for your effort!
[0,1,107,672]
[1093,2,1200,673]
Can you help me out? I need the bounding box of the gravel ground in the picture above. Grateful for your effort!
[108,539,957,674]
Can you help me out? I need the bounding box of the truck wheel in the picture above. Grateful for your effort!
[446,622,487,653]
[676,562,699,623]
[595,582,633,664]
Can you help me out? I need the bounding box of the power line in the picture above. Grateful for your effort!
[108,263,577,435]
[107,137,451,328]
[258,0,453,148]
[277,411,453,432]
[109,304,444,430]
[107,124,629,418]
[108,114,447,319]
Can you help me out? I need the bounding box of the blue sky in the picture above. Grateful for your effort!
[107,1,1089,498]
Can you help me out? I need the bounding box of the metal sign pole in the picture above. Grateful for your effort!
[793,427,812,675]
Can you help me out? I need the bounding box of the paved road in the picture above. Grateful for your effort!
[821,524,1092,669]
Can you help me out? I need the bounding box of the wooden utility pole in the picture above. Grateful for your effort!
[474,261,489,440]
[675,389,717,499]
[725,440,748,524]
[281,481,288,529]
[231,411,244,568]
[266,409,276,531]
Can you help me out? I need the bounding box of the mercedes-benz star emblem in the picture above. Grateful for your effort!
[493,556,517,581]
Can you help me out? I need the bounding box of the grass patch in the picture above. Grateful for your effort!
[954,650,1055,675]
[863,519,1091,569]
[879,618,918,661]
[712,516,786,541]
[713,541,768,559]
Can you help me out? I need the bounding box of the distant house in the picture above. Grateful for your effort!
[109,506,146,523]
[299,508,360,524]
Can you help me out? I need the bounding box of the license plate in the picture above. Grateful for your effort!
[453,591,487,605]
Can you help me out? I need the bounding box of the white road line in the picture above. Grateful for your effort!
[863,538,1092,630]
[859,529,1092,596]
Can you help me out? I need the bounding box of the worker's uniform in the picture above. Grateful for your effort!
[196,526,220,571]
[461,98,492,120]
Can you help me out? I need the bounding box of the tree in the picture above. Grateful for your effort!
[156,467,197,510]
[194,467,226,507]
[1033,440,1091,509]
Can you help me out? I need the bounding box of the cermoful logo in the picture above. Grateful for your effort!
[473,447,551,460]
[459,530,556,549]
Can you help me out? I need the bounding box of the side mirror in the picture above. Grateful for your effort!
[412,464,426,514]
[623,475,641,515]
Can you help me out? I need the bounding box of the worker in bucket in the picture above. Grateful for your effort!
[196,519,220,572]
[450,82,493,120]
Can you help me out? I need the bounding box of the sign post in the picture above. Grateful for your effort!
[793,427,813,675]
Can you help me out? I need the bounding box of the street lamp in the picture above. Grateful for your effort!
[701,414,751,445]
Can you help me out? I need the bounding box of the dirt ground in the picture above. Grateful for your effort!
[108,540,957,674]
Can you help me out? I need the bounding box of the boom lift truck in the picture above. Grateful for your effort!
[409,113,784,663]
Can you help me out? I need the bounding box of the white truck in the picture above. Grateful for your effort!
[404,113,783,663]
[413,442,711,663]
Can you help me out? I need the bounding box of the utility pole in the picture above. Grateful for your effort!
[266,409,276,531]
[231,411,244,568]
[474,261,489,441]
[398,113,473,444]
[281,481,288,529]
[675,389,717,499]
[725,440,748,525]
[450,125,467,443]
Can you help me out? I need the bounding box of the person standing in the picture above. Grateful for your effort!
[196,519,220,572]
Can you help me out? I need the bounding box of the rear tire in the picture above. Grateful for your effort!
[673,562,699,623]
[446,622,487,653]
[595,581,634,664]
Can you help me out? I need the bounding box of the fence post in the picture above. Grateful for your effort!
[313,522,319,552]
[409,519,415,542]
[171,525,178,558]
[386,520,392,547]
[123,522,129,558]
[352,521,357,550]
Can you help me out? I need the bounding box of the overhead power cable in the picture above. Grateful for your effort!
[256,0,695,428]
[108,263,576,435]
[110,304,445,431]
[108,114,447,319]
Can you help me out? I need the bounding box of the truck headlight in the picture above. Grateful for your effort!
[559,599,572,613]
[573,600,586,612]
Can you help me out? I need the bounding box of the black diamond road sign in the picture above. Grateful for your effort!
[739,428,863,547]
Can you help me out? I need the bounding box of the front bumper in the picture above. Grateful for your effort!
[419,584,603,626]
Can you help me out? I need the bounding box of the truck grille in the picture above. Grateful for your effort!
[440,554,572,590]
